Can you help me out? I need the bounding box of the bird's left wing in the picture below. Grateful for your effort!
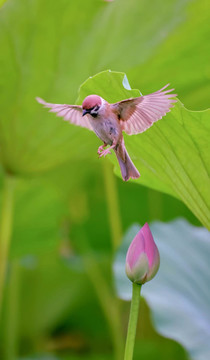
[111,84,177,135]
[36,97,93,131]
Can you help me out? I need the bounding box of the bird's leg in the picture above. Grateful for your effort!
[98,143,116,158]
[97,142,107,155]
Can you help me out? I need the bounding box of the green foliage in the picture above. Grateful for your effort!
[0,0,209,359]
[114,219,210,360]
[10,179,65,257]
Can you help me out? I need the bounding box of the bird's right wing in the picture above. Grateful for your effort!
[36,97,94,131]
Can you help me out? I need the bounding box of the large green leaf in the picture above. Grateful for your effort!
[17,253,88,338]
[77,71,210,229]
[8,179,64,257]
[114,219,210,360]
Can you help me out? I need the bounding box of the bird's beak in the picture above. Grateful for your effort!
[82,109,89,116]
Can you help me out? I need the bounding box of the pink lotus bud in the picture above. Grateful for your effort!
[125,223,160,285]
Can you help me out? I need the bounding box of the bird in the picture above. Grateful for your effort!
[36,84,177,181]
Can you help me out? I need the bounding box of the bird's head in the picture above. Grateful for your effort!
[82,95,102,118]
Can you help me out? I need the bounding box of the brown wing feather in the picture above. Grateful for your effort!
[111,84,177,135]
[36,97,93,131]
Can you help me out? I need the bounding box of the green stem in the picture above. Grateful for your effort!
[147,189,163,220]
[83,254,124,360]
[102,160,124,359]
[0,174,16,320]
[4,260,20,360]
[103,159,122,251]
[124,283,141,360]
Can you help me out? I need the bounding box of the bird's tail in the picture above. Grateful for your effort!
[114,145,140,182]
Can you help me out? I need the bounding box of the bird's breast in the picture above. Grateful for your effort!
[91,116,120,145]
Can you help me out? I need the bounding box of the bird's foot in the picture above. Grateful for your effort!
[97,144,107,155]
[98,147,112,158]
[98,144,116,158]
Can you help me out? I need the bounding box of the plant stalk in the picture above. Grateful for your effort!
[124,283,141,360]
[83,254,124,360]
[0,174,16,319]
[4,260,20,360]
[102,160,124,359]
[103,160,122,251]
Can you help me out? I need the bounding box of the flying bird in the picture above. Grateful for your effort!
[36,84,177,181]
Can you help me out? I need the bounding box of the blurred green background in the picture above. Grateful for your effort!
[0,0,209,359]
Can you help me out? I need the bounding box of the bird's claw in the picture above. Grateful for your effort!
[97,145,106,155]
[98,148,112,158]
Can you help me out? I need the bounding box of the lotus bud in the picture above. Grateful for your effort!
[125,223,160,285]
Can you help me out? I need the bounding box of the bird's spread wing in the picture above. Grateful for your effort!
[36,97,93,131]
[111,84,177,135]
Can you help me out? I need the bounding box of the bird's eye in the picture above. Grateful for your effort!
[90,105,99,117]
